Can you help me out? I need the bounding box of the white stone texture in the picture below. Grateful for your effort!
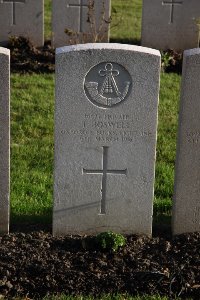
[52,0,111,48]
[173,48,200,235]
[0,0,44,47]
[0,47,10,235]
[53,43,160,236]
[141,0,200,51]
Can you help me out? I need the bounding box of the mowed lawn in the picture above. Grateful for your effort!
[11,0,181,223]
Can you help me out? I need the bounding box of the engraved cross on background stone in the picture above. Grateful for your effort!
[162,0,183,24]
[67,0,88,32]
[2,0,26,25]
[83,146,127,215]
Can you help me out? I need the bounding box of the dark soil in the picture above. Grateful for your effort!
[8,36,55,74]
[0,226,200,299]
[8,36,183,75]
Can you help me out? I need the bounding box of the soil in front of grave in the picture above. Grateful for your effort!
[0,227,200,299]
[8,36,55,74]
[8,36,183,74]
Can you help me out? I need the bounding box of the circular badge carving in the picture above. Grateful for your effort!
[84,62,132,108]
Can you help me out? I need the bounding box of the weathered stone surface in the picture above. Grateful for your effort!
[173,48,200,235]
[0,47,10,235]
[0,0,44,47]
[53,43,160,236]
[52,0,111,48]
[141,0,200,50]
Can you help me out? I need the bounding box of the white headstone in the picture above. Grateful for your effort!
[0,47,10,235]
[141,0,200,50]
[0,0,44,47]
[53,43,160,236]
[173,48,200,235]
[52,0,111,48]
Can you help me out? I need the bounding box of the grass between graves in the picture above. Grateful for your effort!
[44,0,52,41]
[10,72,181,223]
[110,0,142,44]
[11,74,54,224]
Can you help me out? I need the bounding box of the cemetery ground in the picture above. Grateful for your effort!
[0,0,199,299]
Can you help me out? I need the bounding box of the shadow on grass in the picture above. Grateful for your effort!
[10,210,172,238]
[110,37,141,45]
[10,210,52,233]
[153,214,171,238]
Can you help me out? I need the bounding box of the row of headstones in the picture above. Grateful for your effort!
[1,0,200,50]
[1,44,200,236]
[0,0,111,48]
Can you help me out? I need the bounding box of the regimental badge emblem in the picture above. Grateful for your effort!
[84,62,132,108]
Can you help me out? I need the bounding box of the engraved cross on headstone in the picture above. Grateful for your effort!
[162,0,183,24]
[83,146,127,215]
[67,0,88,32]
[2,0,26,25]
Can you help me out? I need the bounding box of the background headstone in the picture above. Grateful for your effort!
[0,47,10,235]
[52,0,111,48]
[141,0,200,50]
[0,0,44,47]
[53,43,160,236]
[173,48,200,235]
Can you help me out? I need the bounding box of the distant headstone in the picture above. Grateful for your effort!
[141,0,200,50]
[53,43,160,236]
[0,0,44,47]
[173,48,200,235]
[52,0,111,48]
[0,47,10,235]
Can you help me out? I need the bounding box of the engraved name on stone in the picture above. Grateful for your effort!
[186,131,200,144]
[84,62,132,108]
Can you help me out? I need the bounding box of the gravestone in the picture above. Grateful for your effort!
[52,0,111,48]
[0,0,44,47]
[0,47,10,235]
[173,48,200,235]
[141,0,200,50]
[53,43,160,236]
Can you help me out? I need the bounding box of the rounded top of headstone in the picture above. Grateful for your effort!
[184,48,200,57]
[0,47,10,55]
[0,47,10,56]
[56,43,160,57]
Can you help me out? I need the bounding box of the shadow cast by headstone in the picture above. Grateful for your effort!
[153,214,172,238]
[54,199,101,218]
[10,211,52,233]
[110,38,141,46]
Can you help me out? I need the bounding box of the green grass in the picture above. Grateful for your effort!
[44,0,52,40]
[10,0,180,222]
[110,0,142,43]
[11,74,54,222]
[155,73,181,207]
